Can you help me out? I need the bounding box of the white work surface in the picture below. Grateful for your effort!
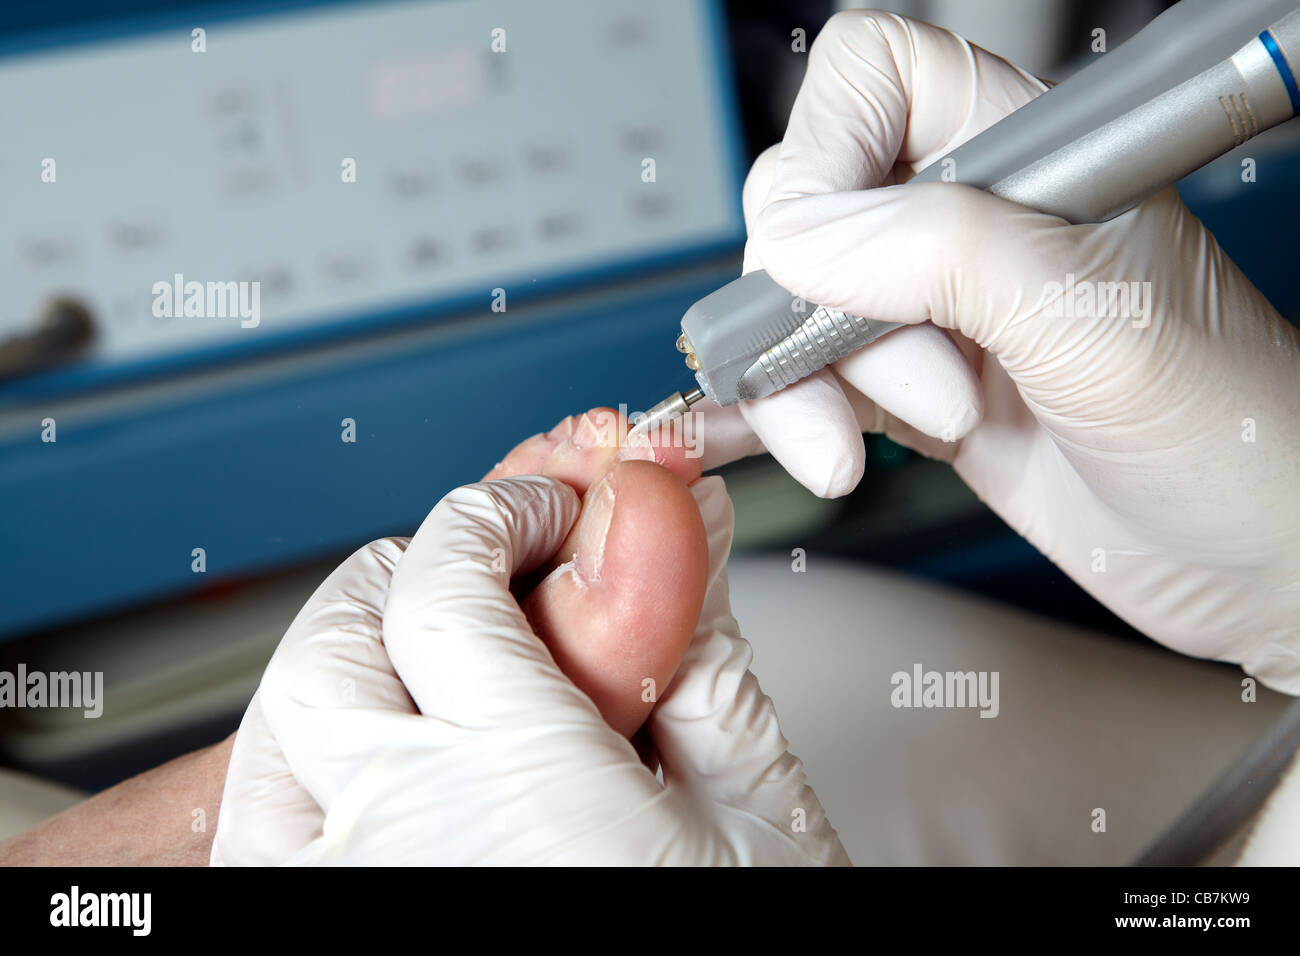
[729,555,1292,866]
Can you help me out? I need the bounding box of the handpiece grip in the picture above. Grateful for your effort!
[680,6,1300,407]
[678,272,900,403]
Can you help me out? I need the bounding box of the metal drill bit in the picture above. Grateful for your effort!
[630,386,704,435]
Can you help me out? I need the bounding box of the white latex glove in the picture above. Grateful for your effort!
[699,12,1300,692]
[211,475,847,866]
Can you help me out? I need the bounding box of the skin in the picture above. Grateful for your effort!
[0,407,709,864]
[486,406,708,737]
[0,736,234,866]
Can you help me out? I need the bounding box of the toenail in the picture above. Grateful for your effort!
[571,411,619,450]
[573,472,616,582]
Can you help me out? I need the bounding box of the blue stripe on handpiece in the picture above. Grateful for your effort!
[1260,29,1300,116]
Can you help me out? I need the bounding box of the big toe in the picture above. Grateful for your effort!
[521,458,707,737]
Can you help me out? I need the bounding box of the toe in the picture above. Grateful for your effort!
[521,459,708,737]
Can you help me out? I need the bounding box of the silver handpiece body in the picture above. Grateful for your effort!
[666,1,1300,414]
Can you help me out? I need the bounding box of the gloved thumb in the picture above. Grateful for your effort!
[259,476,601,821]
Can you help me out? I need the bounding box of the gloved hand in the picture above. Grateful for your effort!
[700,12,1300,692]
[211,474,847,865]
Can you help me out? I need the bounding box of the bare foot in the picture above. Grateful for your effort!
[484,408,708,737]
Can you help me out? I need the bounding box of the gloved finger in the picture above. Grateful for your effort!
[648,477,850,864]
[739,368,866,498]
[764,11,1046,201]
[690,370,866,496]
[252,537,421,815]
[832,321,982,440]
[835,373,962,464]
[211,694,323,866]
[742,143,783,233]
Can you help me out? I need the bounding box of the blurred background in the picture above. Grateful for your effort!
[1,0,1297,804]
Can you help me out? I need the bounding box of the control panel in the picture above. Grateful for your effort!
[1,0,742,389]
